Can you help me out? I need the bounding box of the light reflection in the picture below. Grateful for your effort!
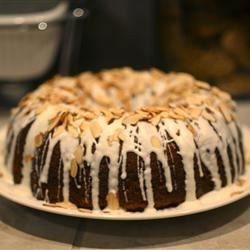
[73,8,84,18]
[38,22,47,30]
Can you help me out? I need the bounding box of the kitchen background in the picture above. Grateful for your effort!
[0,0,249,108]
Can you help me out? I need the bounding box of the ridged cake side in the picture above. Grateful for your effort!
[4,68,245,212]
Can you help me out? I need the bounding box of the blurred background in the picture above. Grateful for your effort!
[0,0,249,109]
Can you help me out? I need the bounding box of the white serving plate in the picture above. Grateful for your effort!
[0,127,249,220]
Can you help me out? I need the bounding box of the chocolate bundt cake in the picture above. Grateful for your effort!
[5,68,245,212]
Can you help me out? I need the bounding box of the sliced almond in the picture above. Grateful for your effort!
[43,203,60,208]
[48,112,67,130]
[116,128,126,141]
[74,145,83,164]
[110,108,125,116]
[189,108,202,119]
[70,159,78,178]
[212,87,231,101]
[107,192,120,210]
[219,103,232,123]
[122,113,144,125]
[186,123,197,136]
[150,115,161,125]
[55,202,77,209]
[90,120,102,138]
[83,112,96,120]
[80,122,88,132]
[78,208,92,213]
[168,111,185,120]
[53,125,65,138]
[35,133,44,147]
[151,136,162,148]
[202,110,216,122]
[174,107,188,118]
[36,104,48,115]
[67,125,79,138]
[195,81,210,90]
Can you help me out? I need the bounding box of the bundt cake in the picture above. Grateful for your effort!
[4,68,245,212]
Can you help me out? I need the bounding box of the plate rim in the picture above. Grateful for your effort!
[0,169,249,220]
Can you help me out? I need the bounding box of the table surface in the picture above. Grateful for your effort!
[0,102,249,250]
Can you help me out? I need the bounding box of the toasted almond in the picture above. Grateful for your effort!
[202,110,216,122]
[160,111,170,119]
[116,128,126,141]
[74,145,83,164]
[70,159,78,178]
[142,106,167,113]
[107,192,120,210]
[110,108,125,116]
[107,128,125,146]
[35,133,44,147]
[80,122,88,132]
[67,125,79,138]
[43,203,61,208]
[122,113,144,125]
[150,115,161,125]
[0,172,3,178]
[48,112,66,130]
[53,125,65,138]
[84,112,96,120]
[90,120,102,138]
[187,123,197,136]
[212,87,231,101]
[189,108,202,119]
[55,202,77,209]
[195,81,210,90]
[174,107,188,118]
[219,103,232,122]
[36,104,47,114]
[78,208,92,213]
[151,136,162,148]
[168,111,185,120]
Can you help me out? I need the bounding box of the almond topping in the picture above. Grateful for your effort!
[202,110,216,122]
[53,125,65,138]
[35,133,44,147]
[80,122,88,132]
[187,123,197,136]
[122,113,144,125]
[151,136,161,148]
[150,115,161,125]
[189,108,202,119]
[116,128,126,141]
[74,145,83,164]
[78,208,92,213]
[107,192,120,210]
[70,159,78,178]
[67,125,79,138]
[90,121,102,138]
[195,81,210,90]
[219,103,232,122]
